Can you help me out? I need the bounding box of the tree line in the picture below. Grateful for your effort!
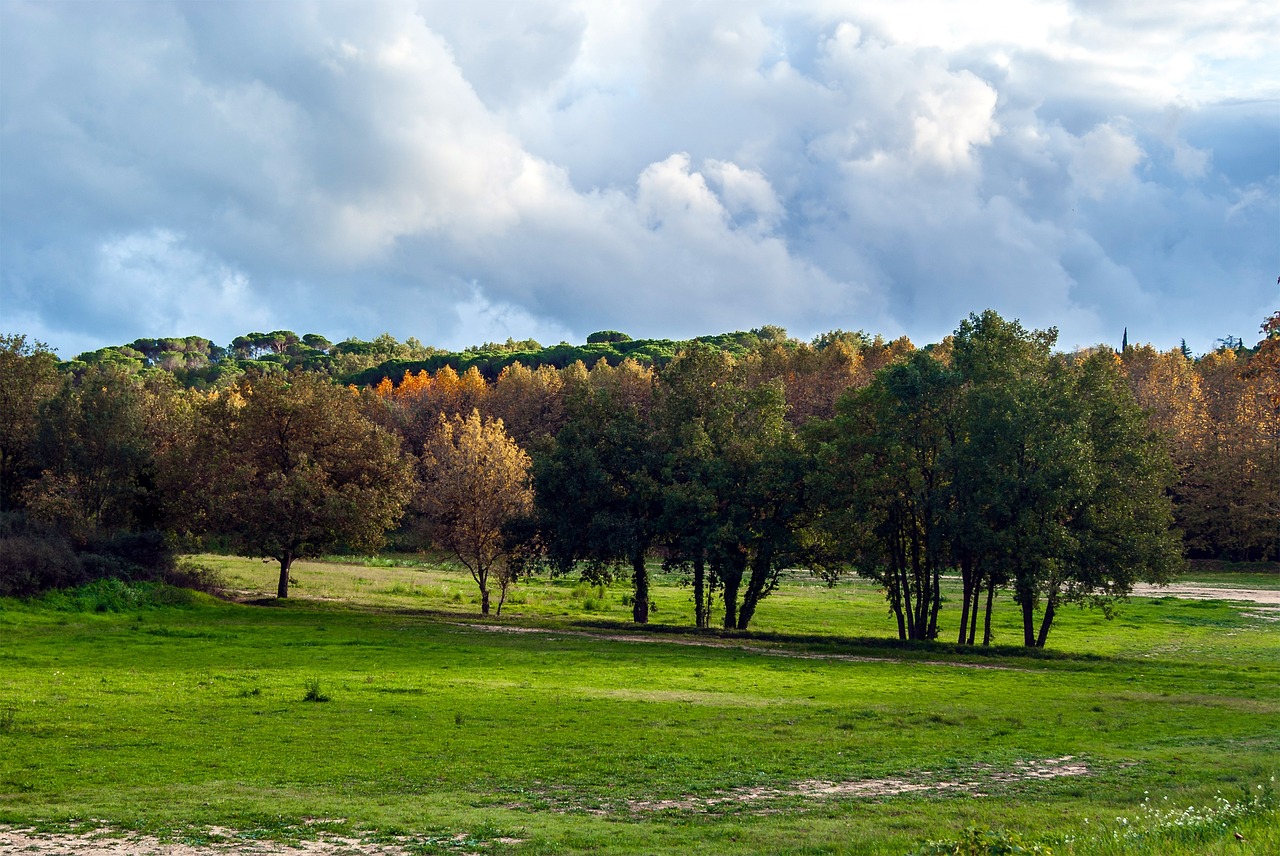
[1,310,1276,648]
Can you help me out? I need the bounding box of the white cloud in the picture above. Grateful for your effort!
[1,0,1276,358]
[93,229,269,338]
[1068,123,1146,199]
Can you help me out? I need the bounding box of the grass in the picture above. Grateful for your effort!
[0,556,1276,854]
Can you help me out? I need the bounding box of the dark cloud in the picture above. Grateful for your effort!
[1,0,1276,359]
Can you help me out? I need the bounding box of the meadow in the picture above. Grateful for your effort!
[0,556,1276,854]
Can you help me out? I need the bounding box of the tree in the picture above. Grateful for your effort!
[486,363,567,445]
[168,372,415,598]
[808,351,960,641]
[0,334,62,512]
[953,313,1180,646]
[532,369,662,623]
[653,345,806,630]
[417,411,534,615]
[24,365,163,537]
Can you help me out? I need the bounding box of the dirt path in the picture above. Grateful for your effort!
[1130,582,1280,605]
[0,828,419,856]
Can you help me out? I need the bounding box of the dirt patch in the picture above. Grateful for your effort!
[0,828,407,855]
[625,756,1090,813]
[0,828,521,855]
[1130,583,1280,605]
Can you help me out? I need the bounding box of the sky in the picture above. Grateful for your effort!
[1,0,1277,359]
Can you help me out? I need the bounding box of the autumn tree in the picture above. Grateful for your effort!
[417,411,534,615]
[167,372,415,598]
[486,362,567,445]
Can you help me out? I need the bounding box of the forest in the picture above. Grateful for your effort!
[2,309,1277,650]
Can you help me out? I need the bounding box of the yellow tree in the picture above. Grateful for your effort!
[418,410,534,615]
[487,363,566,445]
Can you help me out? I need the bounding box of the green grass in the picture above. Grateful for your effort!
[0,557,1276,854]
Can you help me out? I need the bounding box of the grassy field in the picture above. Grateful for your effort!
[0,555,1276,854]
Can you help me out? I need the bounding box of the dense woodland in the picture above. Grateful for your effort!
[2,309,1277,648]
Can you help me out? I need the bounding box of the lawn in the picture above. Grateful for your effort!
[0,556,1276,854]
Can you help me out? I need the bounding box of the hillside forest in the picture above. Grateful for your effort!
[2,309,1277,649]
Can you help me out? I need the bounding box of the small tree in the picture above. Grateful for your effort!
[417,411,533,615]
[168,372,415,598]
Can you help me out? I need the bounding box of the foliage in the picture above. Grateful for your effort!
[22,365,169,537]
[164,371,416,597]
[909,827,1054,855]
[415,411,534,615]
[531,362,663,622]
[0,334,62,512]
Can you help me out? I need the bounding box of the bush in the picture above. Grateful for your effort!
[910,828,1053,855]
[0,532,83,597]
[0,512,178,598]
[38,579,195,612]
[82,529,174,579]
[303,679,330,702]
[163,559,225,594]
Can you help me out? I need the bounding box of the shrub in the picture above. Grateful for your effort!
[0,530,83,597]
[303,679,330,703]
[163,559,225,594]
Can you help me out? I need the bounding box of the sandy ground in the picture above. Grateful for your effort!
[0,828,422,856]
[1130,582,1280,605]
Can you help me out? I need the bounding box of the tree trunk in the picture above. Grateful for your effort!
[737,546,774,631]
[1035,590,1058,648]
[982,577,995,646]
[481,587,491,616]
[720,553,744,630]
[967,575,980,645]
[277,552,293,599]
[693,555,707,629]
[1020,593,1036,647]
[631,550,649,624]
[957,557,973,645]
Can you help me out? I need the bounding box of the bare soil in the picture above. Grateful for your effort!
[1129,582,1280,605]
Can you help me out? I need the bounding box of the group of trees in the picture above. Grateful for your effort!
[807,314,1182,646]
[2,311,1276,647]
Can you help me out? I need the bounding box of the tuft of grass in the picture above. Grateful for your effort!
[302,679,330,703]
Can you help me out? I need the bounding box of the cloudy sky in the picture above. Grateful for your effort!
[2,0,1277,358]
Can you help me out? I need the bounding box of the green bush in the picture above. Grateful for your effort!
[910,827,1053,855]
[38,579,195,612]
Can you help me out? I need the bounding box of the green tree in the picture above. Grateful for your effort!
[808,351,960,640]
[953,312,1180,647]
[654,346,806,630]
[24,365,163,537]
[417,411,534,615]
[0,334,62,512]
[168,372,415,598]
[531,371,662,623]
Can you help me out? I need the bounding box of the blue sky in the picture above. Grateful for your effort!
[2,0,1276,358]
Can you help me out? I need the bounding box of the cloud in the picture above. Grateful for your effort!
[1069,123,1145,199]
[1,0,1276,359]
